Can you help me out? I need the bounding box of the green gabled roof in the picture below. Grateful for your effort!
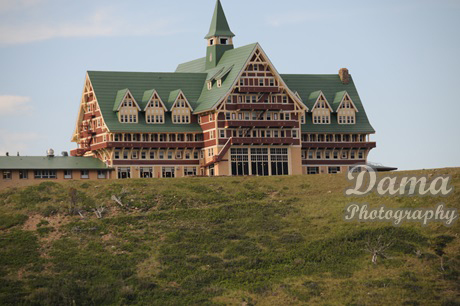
[332,90,347,109]
[205,0,235,39]
[194,43,258,113]
[215,64,233,80]
[88,71,207,133]
[142,89,166,110]
[282,74,375,133]
[208,67,225,82]
[0,156,112,170]
[167,89,181,104]
[113,88,129,111]
[307,90,322,109]
[175,57,206,73]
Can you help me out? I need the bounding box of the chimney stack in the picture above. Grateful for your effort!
[339,68,350,84]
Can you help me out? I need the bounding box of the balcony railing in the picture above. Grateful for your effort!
[238,86,279,93]
[226,103,294,111]
[301,142,376,149]
[224,120,298,128]
[90,141,205,150]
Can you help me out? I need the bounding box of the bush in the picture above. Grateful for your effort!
[0,214,28,230]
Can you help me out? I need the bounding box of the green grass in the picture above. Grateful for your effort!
[0,168,459,305]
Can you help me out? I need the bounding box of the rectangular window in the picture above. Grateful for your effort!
[123,151,129,159]
[150,151,155,159]
[159,151,164,159]
[141,151,146,159]
[226,112,231,120]
[184,167,197,176]
[3,170,12,180]
[81,170,89,179]
[328,167,341,174]
[220,130,225,138]
[64,170,72,179]
[18,170,28,179]
[34,170,57,179]
[307,167,319,174]
[97,170,106,179]
[167,151,173,159]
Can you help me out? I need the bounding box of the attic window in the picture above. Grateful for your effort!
[220,38,228,45]
[217,79,222,87]
[207,81,212,90]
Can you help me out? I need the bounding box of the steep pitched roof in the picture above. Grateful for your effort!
[88,71,207,133]
[142,89,167,111]
[205,0,235,39]
[282,74,375,133]
[0,156,112,170]
[175,43,258,113]
[332,91,358,111]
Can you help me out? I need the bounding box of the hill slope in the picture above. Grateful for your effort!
[0,169,459,305]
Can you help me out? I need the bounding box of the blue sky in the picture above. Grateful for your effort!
[0,0,459,170]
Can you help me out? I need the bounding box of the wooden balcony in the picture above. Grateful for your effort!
[224,120,298,128]
[226,103,295,111]
[90,141,205,150]
[238,86,279,93]
[231,137,300,145]
[301,142,377,149]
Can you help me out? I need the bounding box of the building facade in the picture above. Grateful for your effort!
[0,152,112,188]
[70,0,376,179]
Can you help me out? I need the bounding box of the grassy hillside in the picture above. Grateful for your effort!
[0,169,459,305]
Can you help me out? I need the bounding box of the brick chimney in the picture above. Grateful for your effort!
[339,68,350,84]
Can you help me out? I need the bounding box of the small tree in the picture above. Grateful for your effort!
[364,235,392,265]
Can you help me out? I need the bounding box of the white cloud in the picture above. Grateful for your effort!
[0,95,33,115]
[0,8,182,45]
[0,129,41,156]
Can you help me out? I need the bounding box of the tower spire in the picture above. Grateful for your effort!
[205,0,235,39]
[205,0,235,70]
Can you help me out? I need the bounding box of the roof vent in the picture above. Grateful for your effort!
[47,148,55,157]
[61,151,69,157]
[339,68,350,85]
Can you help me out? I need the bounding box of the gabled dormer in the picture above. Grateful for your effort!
[142,89,167,124]
[113,89,141,123]
[334,91,358,124]
[309,91,332,124]
[169,90,193,124]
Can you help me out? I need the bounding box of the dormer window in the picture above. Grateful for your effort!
[207,81,212,90]
[336,92,358,125]
[217,79,222,87]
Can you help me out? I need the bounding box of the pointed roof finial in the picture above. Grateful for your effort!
[205,0,235,39]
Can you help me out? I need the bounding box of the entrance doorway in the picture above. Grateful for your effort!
[117,167,131,179]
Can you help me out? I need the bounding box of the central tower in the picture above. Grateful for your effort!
[205,0,235,70]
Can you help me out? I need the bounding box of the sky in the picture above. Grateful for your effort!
[0,0,459,170]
